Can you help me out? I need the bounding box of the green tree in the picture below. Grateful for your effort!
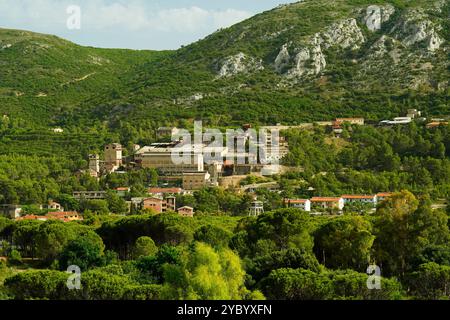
[405,263,450,300]
[193,225,232,248]
[7,249,22,265]
[162,242,259,300]
[249,248,322,283]
[314,216,375,270]
[232,208,314,258]
[81,200,110,215]
[59,231,106,271]
[12,220,42,259]
[4,270,70,300]
[261,268,403,300]
[132,236,158,259]
[35,221,79,262]
[373,191,450,276]
[106,191,128,215]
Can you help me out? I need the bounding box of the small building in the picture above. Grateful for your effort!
[379,118,412,126]
[115,187,130,197]
[148,187,183,197]
[284,199,311,212]
[331,122,344,135]
[16,212,83,223]
[142,197,164,213]
[310,197,345,211]
[0,205,22,219]
[407,109,421,119]
[46,211,83,222]
[178,206,195,218]
[342,195,377,207]
[182,172,211,191]
[426,121,448,129]
[46,201,64,212]
[104,143,123,173]
[249,200,264,217]
[73,191,107,200]
[16,215,48,222]
[141,196,176,214]
[89,154,100,177]
[335,118,365,126]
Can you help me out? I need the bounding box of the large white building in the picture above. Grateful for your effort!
[134,142,204,174]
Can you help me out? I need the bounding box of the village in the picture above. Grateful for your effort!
[1,110,448,222]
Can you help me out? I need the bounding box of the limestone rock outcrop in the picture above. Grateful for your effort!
[217,52,264,78]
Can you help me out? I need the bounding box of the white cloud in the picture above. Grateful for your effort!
[0,0,252,33]
[0,0,254,49]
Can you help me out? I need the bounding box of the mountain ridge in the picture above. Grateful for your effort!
[0,0,448,130]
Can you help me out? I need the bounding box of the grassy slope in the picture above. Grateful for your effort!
[0,28,170,125]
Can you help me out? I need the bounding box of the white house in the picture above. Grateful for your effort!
[284,199,311,212]
[342,195,378,207]
[310,197,345,211]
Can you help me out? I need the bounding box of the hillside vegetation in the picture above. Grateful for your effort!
[0,0,448,132]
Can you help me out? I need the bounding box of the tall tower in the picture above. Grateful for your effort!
[89,154,100,176]
[104,143,123,172]
[249,199,264,217]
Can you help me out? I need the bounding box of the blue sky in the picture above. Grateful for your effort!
[0,0,298,50]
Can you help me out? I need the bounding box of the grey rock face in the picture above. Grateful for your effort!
[275,18,364,79]
[217,52,264,78]
[274,44,291,73]
[320,19,365,50]
[363,4,395,31]
[391,10,444,52]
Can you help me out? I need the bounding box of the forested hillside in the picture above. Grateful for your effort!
[1,0,448,131]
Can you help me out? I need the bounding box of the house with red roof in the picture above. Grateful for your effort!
[284,199,311,212]
[16,215,48,222]
[46,211,83,222]
[310,197,345,211]
[148,187,183,197]
[342,195,378,207]
[142,196,176,214]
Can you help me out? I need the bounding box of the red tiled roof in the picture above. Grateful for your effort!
[342,195,376,199]
[16,215,47,221]
[377,193,393,197]
[47,211,79,217]
[115,187,130,191]
[426,122,448,128]
[285,199,309,204]
[311,197,342,202]
[148,188,182,194]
